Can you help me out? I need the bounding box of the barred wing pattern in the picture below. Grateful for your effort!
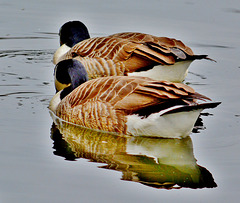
[109,32,194,57]
[55,76,209,134]
[57,33,198,79]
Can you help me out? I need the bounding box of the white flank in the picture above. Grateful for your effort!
[53,44,71,65]
[48,91,62,113]
[128,60,193,82]
[126,108,203,138]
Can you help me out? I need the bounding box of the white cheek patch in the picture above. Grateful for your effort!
[54,77,71,92]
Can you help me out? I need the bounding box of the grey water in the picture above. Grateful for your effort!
[0,0,240,202]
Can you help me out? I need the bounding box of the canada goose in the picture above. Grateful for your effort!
[53,21,212,90]
[49,59,220,138]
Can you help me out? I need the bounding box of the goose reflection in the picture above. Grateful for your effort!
[50,118,217,189]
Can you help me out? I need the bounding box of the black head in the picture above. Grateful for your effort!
[59,21,90,47]
[55,59,89,99]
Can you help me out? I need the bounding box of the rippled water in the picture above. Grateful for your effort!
[0,0,240,202]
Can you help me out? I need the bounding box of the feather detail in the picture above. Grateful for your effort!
[50,76,217,136]
[53,32,210,83]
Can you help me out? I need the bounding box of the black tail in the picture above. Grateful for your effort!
[161,102,221,116]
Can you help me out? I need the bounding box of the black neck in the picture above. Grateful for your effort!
[60,85,73,100]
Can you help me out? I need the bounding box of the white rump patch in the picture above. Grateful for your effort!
[128,61,193,82]
[126,108,203,138]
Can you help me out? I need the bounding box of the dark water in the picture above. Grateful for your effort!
[0,0,240,202]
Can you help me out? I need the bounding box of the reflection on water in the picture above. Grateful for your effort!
[50,118,217,189]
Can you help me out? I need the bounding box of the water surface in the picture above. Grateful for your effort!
[0,0,240,202]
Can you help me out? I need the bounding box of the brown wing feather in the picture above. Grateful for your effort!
[57,100,127,133]
[58,76,205,111]
[60,33,195,73]
[109,32,194,56]
[55,76,210,133]
[65,37,133,60]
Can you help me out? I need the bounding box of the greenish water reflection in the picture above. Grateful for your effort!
[50,118,217,189]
